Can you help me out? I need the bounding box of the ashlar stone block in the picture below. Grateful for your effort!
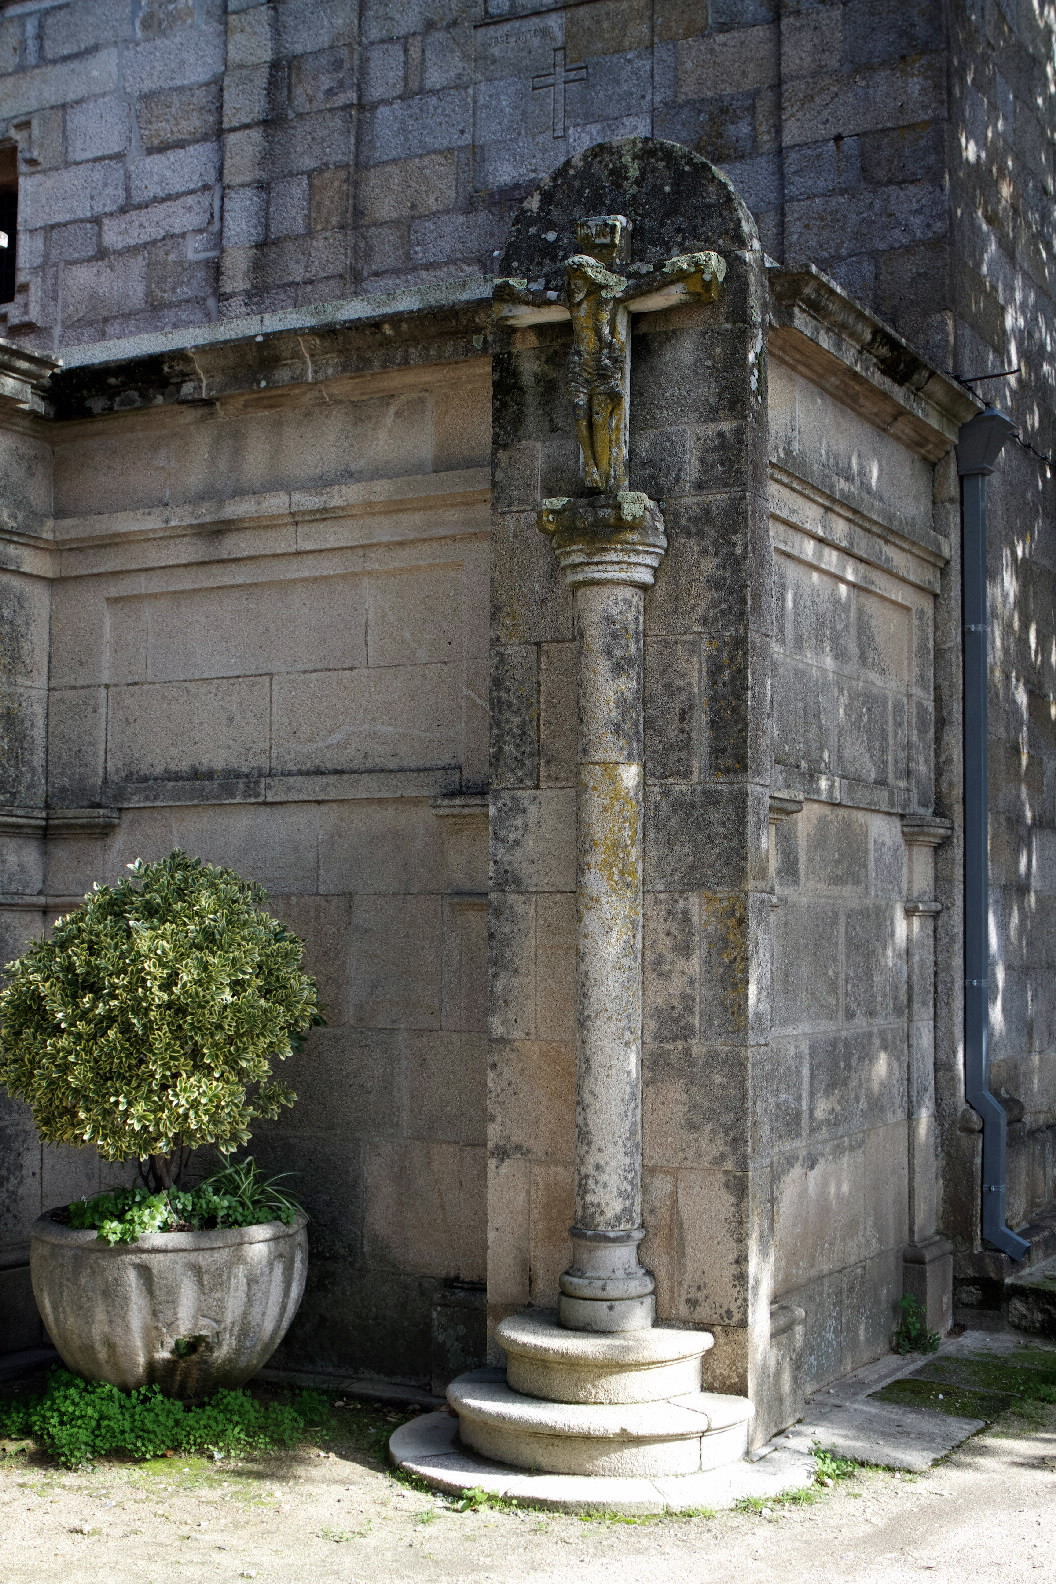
[406,1029,487,1147]
[106,675,270,784]
[272,663,460,775]
[488,891,536,1042]
[490,789,575,894]
[773,1137,866,1293]
[0,685,46,805]
[138,80,221,150]
[272,1025,400,1141]
[771,897,841,1029]
[834,681,894,786]
[348,893,443,1029]
[489,1039,576,1165]
[365,1137,485,1281]
[318,798,444,897]
[442,896,488,1035]
[66,92,131,162]
[527,1161,575,1306]
[643,1044,752,1173]
[46,685,105,807]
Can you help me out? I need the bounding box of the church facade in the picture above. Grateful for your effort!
[1,0,1055,1447]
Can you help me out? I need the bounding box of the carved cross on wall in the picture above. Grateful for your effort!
[532,47,587,139]
[495,215,725,495]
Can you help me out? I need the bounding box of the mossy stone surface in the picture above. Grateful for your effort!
[870,1346,1056,1422]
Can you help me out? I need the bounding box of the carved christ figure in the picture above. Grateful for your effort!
[495,216,726,496]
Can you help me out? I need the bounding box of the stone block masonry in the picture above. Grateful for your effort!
[0,324,496,1392]
[0,0,969,363]
[0,0,1050,1465]
[0,2,226,347]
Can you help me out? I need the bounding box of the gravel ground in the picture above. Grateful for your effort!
[1,1389,1054,1584]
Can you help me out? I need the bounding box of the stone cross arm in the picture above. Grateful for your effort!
[494,249,726,328]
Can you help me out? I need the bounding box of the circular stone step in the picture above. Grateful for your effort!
[448,1368,753,1478]
[390,1409,812,1514]
[497,1309,713,1403]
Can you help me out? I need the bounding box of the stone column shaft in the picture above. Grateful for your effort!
[559,579,655,1330]
[574,582,643,1231]
[539,493,667,1333]
[901,815,954,1333]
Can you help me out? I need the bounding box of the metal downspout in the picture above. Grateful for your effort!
[957,407,1030,1262]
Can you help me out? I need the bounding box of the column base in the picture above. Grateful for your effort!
[500,1308,708,1402]
[449,1367,752,1477]
[558,1225,655,1332]
[903,1236,954,1336]
[390,1407,815,1514]
[558,1292,655,1331]
[442,1309,755,1484]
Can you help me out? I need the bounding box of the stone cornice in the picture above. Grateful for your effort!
[0,807,119,838]
[768,263,981,462]
[430,793,489,817]
[46,808,120,838]
[49,285,493,419]
[8,264,983,455]
[0,338,58,420]
[0,808,46,836]
[768,793,804,823]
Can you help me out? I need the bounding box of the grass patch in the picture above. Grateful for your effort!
[870,1377,1016,1420]
[870,1346,1056,1425]
[0,1369,335,1469]
[330,1397,415,1463]
[735,1443,866,1513]
[447,1485,519,1513]
[814,1447,859,1483]
[735,1489,815,1513]
[892,1296,940,1356]
[912,1354,1056,1397]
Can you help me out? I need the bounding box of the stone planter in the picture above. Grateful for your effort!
[30,1212,308,1397]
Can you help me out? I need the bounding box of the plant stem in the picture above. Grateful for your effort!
[148,1153,173,1192]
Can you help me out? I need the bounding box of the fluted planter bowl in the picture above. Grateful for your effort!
[30,1211,308,1398]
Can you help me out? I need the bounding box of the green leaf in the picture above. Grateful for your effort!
[0,851,320,1171]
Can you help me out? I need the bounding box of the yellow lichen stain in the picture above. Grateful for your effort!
[700,893,749,1031]
[583,763,640,895]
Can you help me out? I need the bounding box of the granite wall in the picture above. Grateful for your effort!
[0,0,957,362]
[0,322,499,1387]
[937,0,1056,1307]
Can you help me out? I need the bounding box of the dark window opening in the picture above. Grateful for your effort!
[0,145,17,306]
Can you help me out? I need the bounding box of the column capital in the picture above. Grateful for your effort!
[901,813,952,847]
[538,491,666,588]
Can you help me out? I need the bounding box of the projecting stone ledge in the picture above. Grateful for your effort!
[498,1309,712,1403]
[448,1367,752,1477]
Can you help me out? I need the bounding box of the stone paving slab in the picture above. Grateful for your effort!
[766,1329,1005,1473]
[774,1399,985,1473]
[390,1410,816,1513]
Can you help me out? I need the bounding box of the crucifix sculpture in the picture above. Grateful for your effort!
[494,219,727,1332]
[496,214,725,496]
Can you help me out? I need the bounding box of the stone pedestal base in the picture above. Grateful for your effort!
[389,1410,814,1515]
[500,1309,710,1402]
[558,1228,656,1332]
[904,1236,954,1336]
[450,1368,752,1477]
[444,1309,754,1485]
